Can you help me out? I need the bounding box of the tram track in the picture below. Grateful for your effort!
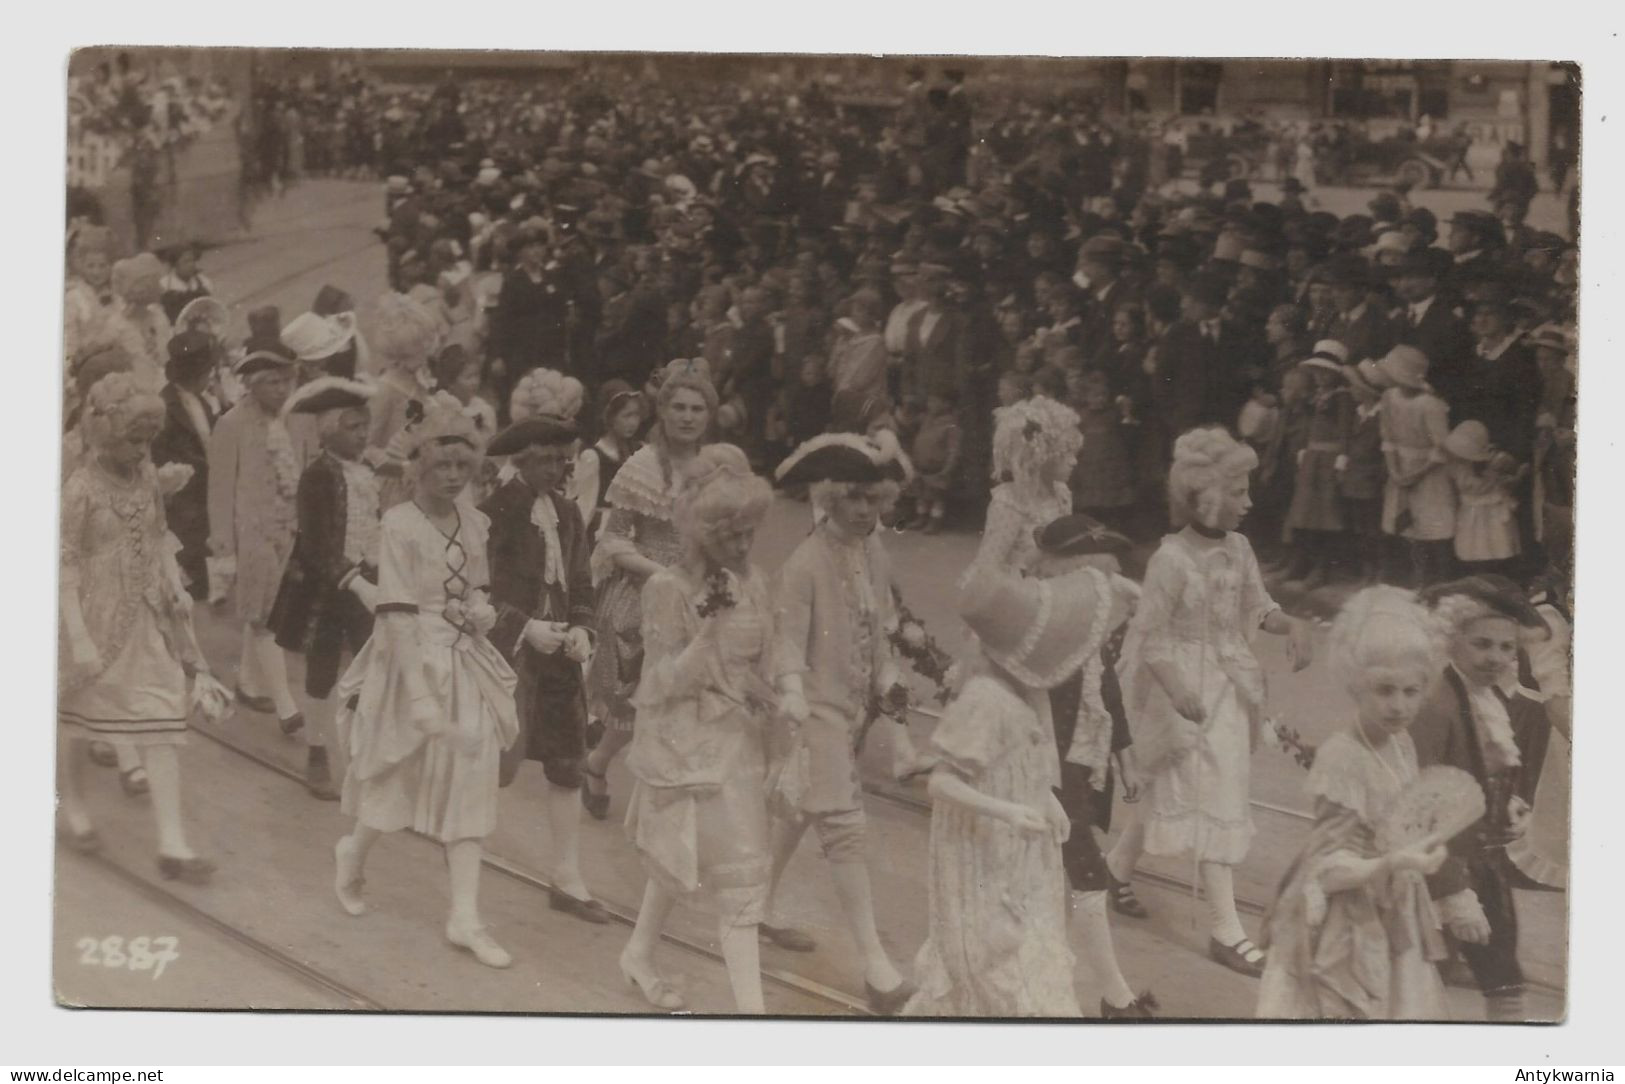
[186,719,870,1016]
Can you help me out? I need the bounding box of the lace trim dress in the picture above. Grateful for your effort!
[587,445,685,730]
[1257,729,1449,1020]
[623,567,774,928]
[966,480,1072,580]
[58,461,196,747]
[1117,531,1278,865]
[905,674,1081,1017]
[333,503,519,844]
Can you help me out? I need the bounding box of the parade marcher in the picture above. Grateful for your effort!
[583,359,716,820]
[1031,514,1157,1018]
[329,403,521,969]
[571,380,642,544]
[59,373,228,882]
[1414,577,1553,1021]
[151,330,218,601]
[765,432,916,1014]
[1106,426,1314,978]
[364,292,444,510]
[1256,586,1452,1019]
[267,377,381,801]
[1375,345,1457,587]
[905,564,1119,1018]
[482,413,607,925]
[207,336,319,737]
[64,225,119,385]
[969,395,1083,576]
[618,444,778,1013]
[107,253,172,393]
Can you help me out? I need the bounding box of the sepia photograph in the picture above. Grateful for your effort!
[51,44,1579,1027]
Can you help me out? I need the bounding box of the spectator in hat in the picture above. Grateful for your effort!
[1389,248,1474,414]
[1280,341,1355,591]
[151,330,219,600]
[491,232,570,402]
[1458,285,1543,466]
[904,263,970,402]
[1147,272,1252,457]
[1325,257,1395,366]
[1441,421,1525,577]
[593,262,668,390]
[1075,235,1138,361]
[1444,211,1507,298]
[208,337,320,738]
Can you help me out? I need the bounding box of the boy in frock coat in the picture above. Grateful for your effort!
[269,379,381,799]
[764,433,917,1015]
[480,415,608,924]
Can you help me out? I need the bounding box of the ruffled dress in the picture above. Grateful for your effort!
[333,503,519,844]
[1117,531,1277,865]
[1257,729,1449,1020]
[623,567,774,927]
[59,461,198,748]
[968,480,1072,579]
[588,445,685,730]
[905,674,1080,1017]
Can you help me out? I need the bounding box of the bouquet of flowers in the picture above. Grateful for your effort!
[696,568,737,619]
[1271,718,1317,771]
[886,587,961,707]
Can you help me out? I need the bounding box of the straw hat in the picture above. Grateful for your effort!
[1443,420,1493,463]
[1299,339,1350,376]
[957,563,1119,690]
[1375,345,1430,390]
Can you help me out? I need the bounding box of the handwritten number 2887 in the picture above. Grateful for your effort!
[77,936,178,980]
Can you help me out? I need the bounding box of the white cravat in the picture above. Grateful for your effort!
[530,490,564,588]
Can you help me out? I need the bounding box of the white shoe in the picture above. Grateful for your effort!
[447,921,512,969]
[333,838,366,917]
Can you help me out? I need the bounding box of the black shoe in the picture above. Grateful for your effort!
[1101,991,1159,1019]
[865,978,916,1016]
[156,854,217,885]
[234,687,276,714]
[1108,871,1149,919]
[758,923,817,952]
[279,712,306,737]
[581,767,610,821]
[1208,936,1265,978]
[306,748,340,802]
[548,886,611,925]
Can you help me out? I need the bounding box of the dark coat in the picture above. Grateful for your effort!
[492,267,570,375]
[482,478,595,770]
[1149,318,1255,443]
[1330,302,1396,366]
[906,305,971,399]
[151,384,215,599]
[1450,340,1544,464]
[1411,666,1551,900]
[268,452,376,696]
[1393,295,1474,410]
[593,283,667,387]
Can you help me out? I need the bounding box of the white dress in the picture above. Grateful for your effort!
[334,503,520,843]
[1117,531,1277,864]
[967,481,1072,579]
[905,674,1081,1017]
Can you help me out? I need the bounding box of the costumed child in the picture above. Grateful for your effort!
[1105,426,1315,978]
[970,395,1083,576]
[1376,346,1456,588]
[481,412,607,927]
[1031,514,1157,1017]
[364,291,444,510]
[904,563,1133,1017]
[1413,577,1553,1021]
[571,380,642,545]
[59,373,230,882]
[1281,340,1353,592]
[1255,586,1454,1019]
[617,445,779,1014]
[901,388,962,534]
[582,359,717,822]
[329,401,521,969]
[1442,421,1525,577]
[267,377,382,801]
[207,334,320,739]
[763,432,917,1014]
[1507,574,1570,891]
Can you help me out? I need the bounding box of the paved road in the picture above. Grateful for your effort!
[54,179,1567,1019]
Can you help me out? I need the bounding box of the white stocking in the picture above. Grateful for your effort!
[1200,861,1248,945]
[248,628,299,720]
[1075,889,1136,1007]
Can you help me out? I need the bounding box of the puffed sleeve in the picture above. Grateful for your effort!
[1304,733,1374,825]
[929,676,1013,782]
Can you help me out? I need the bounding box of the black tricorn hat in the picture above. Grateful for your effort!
[775,433,911,487]
[486,415,581,456]
[284,376,376,416]
[1420,575,1548,633]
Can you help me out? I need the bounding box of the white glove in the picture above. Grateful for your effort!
[523,620,568,654]
[347,577,378,612]
[1438,889,1491,945]
[779,683,810,724]
[465,597,497,637]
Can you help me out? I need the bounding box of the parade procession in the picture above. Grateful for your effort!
[54,48,1578,1022]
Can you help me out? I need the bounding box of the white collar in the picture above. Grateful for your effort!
[1345,300,1368,322]
[1479,332,1520,362]
[1409,295,1436,319]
